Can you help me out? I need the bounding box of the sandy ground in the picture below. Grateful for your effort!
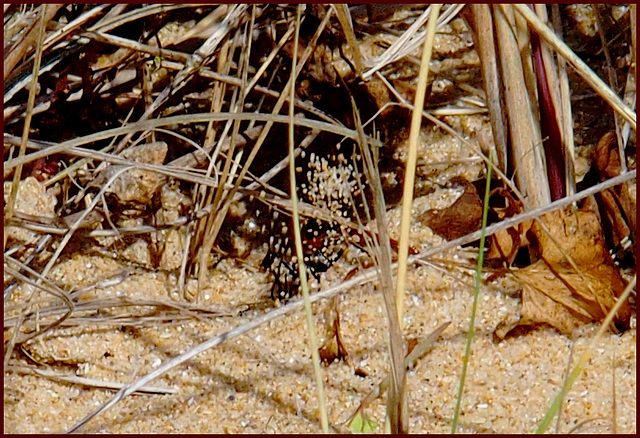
[4,223,636,434]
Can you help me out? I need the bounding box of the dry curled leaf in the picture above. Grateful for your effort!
[495,201,632,339]
[496,260,629,337]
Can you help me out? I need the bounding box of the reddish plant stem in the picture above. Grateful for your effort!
[529,4,566,200]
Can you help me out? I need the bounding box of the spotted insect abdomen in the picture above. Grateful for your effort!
[260,148,362,300]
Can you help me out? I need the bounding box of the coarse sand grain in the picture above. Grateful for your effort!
[4,248,635,434]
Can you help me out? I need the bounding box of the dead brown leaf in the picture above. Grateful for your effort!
[418,177,483,241]
[530,201,610,266]
[495,200,632,338]
[592,131,636,259]
[594,131,620,180]
[502,260,628,336]
[485,186,532,265]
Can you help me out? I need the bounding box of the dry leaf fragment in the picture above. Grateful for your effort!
[495,202,632,339]
[319,296,348,365]
[485,186,532,265]
[591,131,636,263]
[486,226,523,265]
[418,177,483,241]
[529,202,610,267]
[594,131,620,180]
[515,261,627,336]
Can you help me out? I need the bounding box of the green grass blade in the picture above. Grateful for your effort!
[450,155,494,433]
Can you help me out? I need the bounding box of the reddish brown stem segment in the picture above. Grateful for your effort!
[529,4,566,200]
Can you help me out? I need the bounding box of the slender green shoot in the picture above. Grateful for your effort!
[450,153,494,433]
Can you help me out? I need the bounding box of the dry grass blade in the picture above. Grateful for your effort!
[244,26,295,98]
[555,342,576,433]
[4,261,73,338]
[549,4,577,196]
[350,93,405,432]
[6,365,177,395]
[3,4,62,81]
[4,112,379,174]
[388,3,461,430]
[362,4,464,80]
[532,4,568,200]
[396,3,441,329]
[87,4,189,34]
[41,4,108,52]
[620,4,636,151]
[466,4,509,173]
[3,135,229,190]
[362,6,432,80]
[596,6,632,175]
[3,294,228,329]
[5,4,51,247]
[566,417,610,434]
[333,4,364,77]
[494,4,549,209]
[82,30,190,63]
[287,5,328,431]
[171,5,231,46]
